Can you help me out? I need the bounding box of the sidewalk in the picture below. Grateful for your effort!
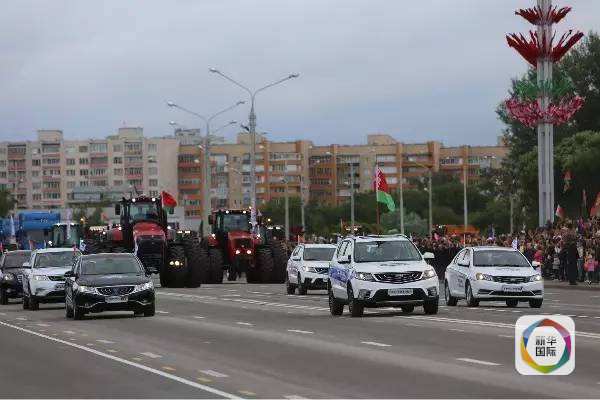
[544,280,600,291]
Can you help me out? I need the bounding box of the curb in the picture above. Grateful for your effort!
[544,281,600,291]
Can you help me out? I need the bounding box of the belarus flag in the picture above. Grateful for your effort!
[374,166,395,212]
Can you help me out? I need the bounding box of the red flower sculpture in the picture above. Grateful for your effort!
[505,96,584,127]
[516,6,572,25]
[551,30,584,62]
[506,31,542,66]
[546,96,584,125]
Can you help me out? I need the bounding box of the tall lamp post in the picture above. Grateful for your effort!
[209,68,299,231]
[412,162,433,239]
[167,100,244,235]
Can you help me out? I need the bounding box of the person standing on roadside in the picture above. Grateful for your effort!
[564,234,579,285]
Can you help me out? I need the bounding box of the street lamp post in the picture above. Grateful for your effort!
[209,68,299,231]
[167,100,244,235]
[413,161,433,239]
[283,159,289,243]
[350,163,355,233]
[399,163,404,235]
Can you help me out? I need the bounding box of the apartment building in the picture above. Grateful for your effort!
[0,128,179,210]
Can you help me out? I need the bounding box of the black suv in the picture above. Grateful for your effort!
[0,250,31,304]
[65,253,155,320]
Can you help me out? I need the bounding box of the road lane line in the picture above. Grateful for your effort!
[236,322,253,326]
[193,316,205,319]
[361,341,391,347]
[450,328,466,332]
[287,329,314,334]
[15,317,27,321]
[162,366,176,371]
[456,358,501,366]
[141,352,162,359]
[156,310,170,314]
[197,377,212,383]
[238,390,255,396]
[578,316,589,318]
[37,323,50,327]
[63,330,76,334]
[200,370,229,378]
[498,335,513,338]
[284,396,309,399]
[96,339,114,344]
[0,321,241,399]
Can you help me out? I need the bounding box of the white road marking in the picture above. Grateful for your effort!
[63,330,76,334]
[140,352,162,359]
[37,323,50,327]
[193,316,205,319]
[456,358,501,366]
[96,339,115,344]
[156,310,169,314]
[223,294,241,297]
[498,335,513,338]
[0,321,241,399]
[450,328,465,332]
[284,395,309,399]
[200,369,229,378]
[248,291,274,295]
[0,312,6,316]
[15,317,27,321]
[361,341,391,347]
[578,316,589,318]
[236,322,253,326]
[511,310,522,313]
[287,329,314,334]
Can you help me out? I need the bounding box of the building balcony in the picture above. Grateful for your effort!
[42,175,61,181]
[179,183,202,191]
[125,173,143,180]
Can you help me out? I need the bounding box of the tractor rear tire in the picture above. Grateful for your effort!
[256,248,274,283]
[269,241,287,284]
[184,240,206,288]
[83,239,101,255]
[208,248,224,284]
[164,245,188,288]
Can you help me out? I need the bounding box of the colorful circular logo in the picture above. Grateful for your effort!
[520,318,572,374]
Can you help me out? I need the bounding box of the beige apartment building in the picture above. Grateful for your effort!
[0,128,179,210]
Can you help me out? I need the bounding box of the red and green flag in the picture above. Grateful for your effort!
[374,167,395,212]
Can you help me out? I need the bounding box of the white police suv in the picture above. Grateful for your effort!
[286,244,336,295]
[22,248,81,311]
[328,235,438,317]
[444,246,543,308]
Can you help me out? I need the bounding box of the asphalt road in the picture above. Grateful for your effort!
[0,280,599,398]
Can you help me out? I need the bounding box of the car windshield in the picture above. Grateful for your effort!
[130,202,160,223]
[81,256,142,275]
[2,252,31,269]
[354,240,421,263]
[34,251,80,268]
[303,248,335,261]
[473,250,531,267]
[220,213,251,232]
[51,225,81,247]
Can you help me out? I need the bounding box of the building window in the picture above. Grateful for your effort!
[66,158,75,165]
[67,181,76,188]
[125,142,142,153]
[128,179,142,187]
[32,159,41,167]
[31,170,39,177]
[43,192,61,199]
[113,144,122,152]
[147,143,157,152]
[90,168,106,176]
[32,182,41,190]
[79,146,88,153]
[113,157,123,164]
[149,190,159,197]
[113,180,123,186]
[125,167,142,175]
[149,179,158,187]
[79,158,89,164]
[66,169,76,176]
[33,193,41,201]
[90,156,108,164]
[90,143,108,153]
[80,169,89,176]
[114,168,123,175]
[43,158,60,165]
[93,180,107,187]
[79,181,88,187]
[148,167,158,175]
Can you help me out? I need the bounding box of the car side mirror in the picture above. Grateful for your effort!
[532,261,541,268]
[22,262,30,268]
[292,256,301,261]
[115,204,121,215]
[423,252,435,260]
[64,271,74,278]
[458,261,470,267]
[338,255,351,264]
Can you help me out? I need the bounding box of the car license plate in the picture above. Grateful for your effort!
[502,285,523,292]
[388,288,413,296]
[55,284,64,290]
[106,296,128,303]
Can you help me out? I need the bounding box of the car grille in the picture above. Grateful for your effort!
[97,286,135,296]
[374,271,422,283]
[315,267,328,274]
[492,276,529,284]
[48,275,65,281]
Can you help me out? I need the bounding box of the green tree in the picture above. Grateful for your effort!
[0,189,15,218]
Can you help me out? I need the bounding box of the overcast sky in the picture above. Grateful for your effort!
[1,1,598,146]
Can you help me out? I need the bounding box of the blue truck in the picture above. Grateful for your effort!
[15,212,61,250]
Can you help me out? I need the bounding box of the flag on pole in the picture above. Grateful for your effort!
[563,170,572,193]
[555,204,566,219]
[373,166,395,212]
[66,209,72,240]
[161,191,177,207]
[9,215,15,238]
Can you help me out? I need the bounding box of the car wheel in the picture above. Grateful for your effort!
[347,286,364,318]
[22,294,29,310]
[465,282,479,307]
[73,305,85,320]
[529,299,543,308]
[506,299,519,308]
[400,305,414,313]
[65,298,74,319]
[29,296,39,311]
[444,280,458,306]
[328,285,344,316]
[423,299,439,315]
[285,274,296,295]
[297,273,307,295]
[0,288,8,305]
[144,303,155,317]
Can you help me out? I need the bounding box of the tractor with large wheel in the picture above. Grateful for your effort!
[84,195,206,288]
[202,209,287,283]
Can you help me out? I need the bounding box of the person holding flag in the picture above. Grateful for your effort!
[373,166,395,226]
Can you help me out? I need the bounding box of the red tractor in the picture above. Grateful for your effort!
[84,195,206,288]
[203,209,287,283]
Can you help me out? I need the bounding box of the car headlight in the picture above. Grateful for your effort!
[3,273,15,281]
[135,281,154,292]
[354,272,375,281]
[302,266,317,273]
[529,274,543,282]
[235,249,241,255]
[73,282,95,293]
[33,275,50,281]
[475,273,494,281]
[422,268,437,279]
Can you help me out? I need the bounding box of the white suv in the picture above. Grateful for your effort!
[444,246,543,308]
[328,235,438,317]
[286,244,336,295]
[22,248,81,311]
